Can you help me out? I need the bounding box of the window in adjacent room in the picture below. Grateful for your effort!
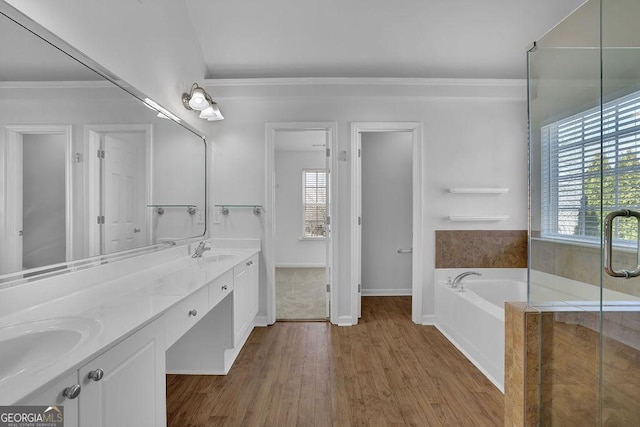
[302,169,326,238]
[542,90,640,247]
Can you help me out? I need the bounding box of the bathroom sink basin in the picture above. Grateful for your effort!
[200,251,243,263]
[0,317,101,383]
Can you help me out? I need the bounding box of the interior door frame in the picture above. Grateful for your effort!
[84,124,152,257]
[350,122,423,325]
[2,125,73,274]
[265,122,337,325]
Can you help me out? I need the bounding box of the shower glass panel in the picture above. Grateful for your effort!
[601,0,640,424]
[528,0,602,424]
[529,0,640,424]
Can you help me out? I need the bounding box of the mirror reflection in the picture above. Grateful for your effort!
[0,11,206,281]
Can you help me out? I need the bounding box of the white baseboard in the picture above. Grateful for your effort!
[165,368,226,375]
[337,315,355,326]
[275,263,326,268]
[361,288,412,296]
[254,315,268,327]
[421,314,436,325]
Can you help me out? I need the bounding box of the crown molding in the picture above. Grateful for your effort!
[202,77,527,101]
[204,77,526,87]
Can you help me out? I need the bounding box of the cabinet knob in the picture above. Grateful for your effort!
[221,285,228,291]
[189,309,198,317]
[88,368,104,382]
[63,384,81,399]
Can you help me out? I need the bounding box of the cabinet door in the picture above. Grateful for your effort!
[233,262,250,346]
[23,372,79,427]
[247,255,259,320]
[79,319,165,427]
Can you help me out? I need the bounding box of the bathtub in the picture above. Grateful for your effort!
[434,269,527,393]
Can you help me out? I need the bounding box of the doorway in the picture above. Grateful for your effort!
[85,124,151,257]
[1,125,72,275]
[266,122,337,324]
[351,122,423,324]
[361,132,413,298]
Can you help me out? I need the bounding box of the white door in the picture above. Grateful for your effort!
[359,131,413,310]
[101,133,147,254]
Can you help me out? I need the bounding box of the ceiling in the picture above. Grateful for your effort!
[185,0,586,80]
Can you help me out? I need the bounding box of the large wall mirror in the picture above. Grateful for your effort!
[0,7,206,286]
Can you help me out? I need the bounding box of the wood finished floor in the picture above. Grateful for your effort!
[166,297,504,426]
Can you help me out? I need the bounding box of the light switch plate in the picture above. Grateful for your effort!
[213,206,223,224]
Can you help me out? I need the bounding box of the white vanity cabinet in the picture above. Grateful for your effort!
[165,286,209,348]
[78,318,166,427]
[22,372,80,427]
[233,254,259,347]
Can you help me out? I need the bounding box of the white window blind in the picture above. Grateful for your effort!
[302,169,326,238]
[542,90,640,246]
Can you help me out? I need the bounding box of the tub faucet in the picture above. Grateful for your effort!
[451,271,481,288]
[191,241,211,258]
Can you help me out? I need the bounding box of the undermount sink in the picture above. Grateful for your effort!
[0,317,102,384]
[200,251,243,263]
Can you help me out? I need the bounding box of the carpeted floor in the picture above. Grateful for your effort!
[276,267,327,320]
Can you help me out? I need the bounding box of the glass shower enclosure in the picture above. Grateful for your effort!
[528,0,640,424]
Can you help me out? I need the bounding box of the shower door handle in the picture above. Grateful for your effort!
[604,209,640,278]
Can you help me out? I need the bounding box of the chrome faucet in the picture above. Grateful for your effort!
[191,241,211,258]
[451,271,481,288]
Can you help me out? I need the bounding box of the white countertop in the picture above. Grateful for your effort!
[0,241,259,405]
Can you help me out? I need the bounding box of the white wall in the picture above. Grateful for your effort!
[274,150,326,267]
[207,79,528,324]
[3,0,208,134]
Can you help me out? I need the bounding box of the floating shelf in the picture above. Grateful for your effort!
[147,204,197,215]
[448,187,510,194]
[448,215,510,222]
[215,204,263,215]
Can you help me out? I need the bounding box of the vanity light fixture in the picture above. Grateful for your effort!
[182,83,224,121]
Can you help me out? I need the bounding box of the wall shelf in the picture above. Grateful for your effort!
[147,204,197,215]
[448,215,510,222]
[215,204,263,215]
[448,187,510,194]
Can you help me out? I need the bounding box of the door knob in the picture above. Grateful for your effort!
[63,384,81,399]
[134,227,142,233]
[397,248,413,254]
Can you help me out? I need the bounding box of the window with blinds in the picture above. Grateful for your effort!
[542,90,640,247]
[302,169,327,238]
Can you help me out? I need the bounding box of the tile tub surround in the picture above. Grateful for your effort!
[531,237,640,299]
[0,239,260,404]
[435,230,527,269]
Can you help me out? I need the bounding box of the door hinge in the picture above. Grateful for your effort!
[357,216,362,225]
[326,148,331,157]
[97,149,105,159]
[97,215,105,224]
[358,148,361,158]
[326,216,331,225]
[358,284,361,293]
[326,284,330,292]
